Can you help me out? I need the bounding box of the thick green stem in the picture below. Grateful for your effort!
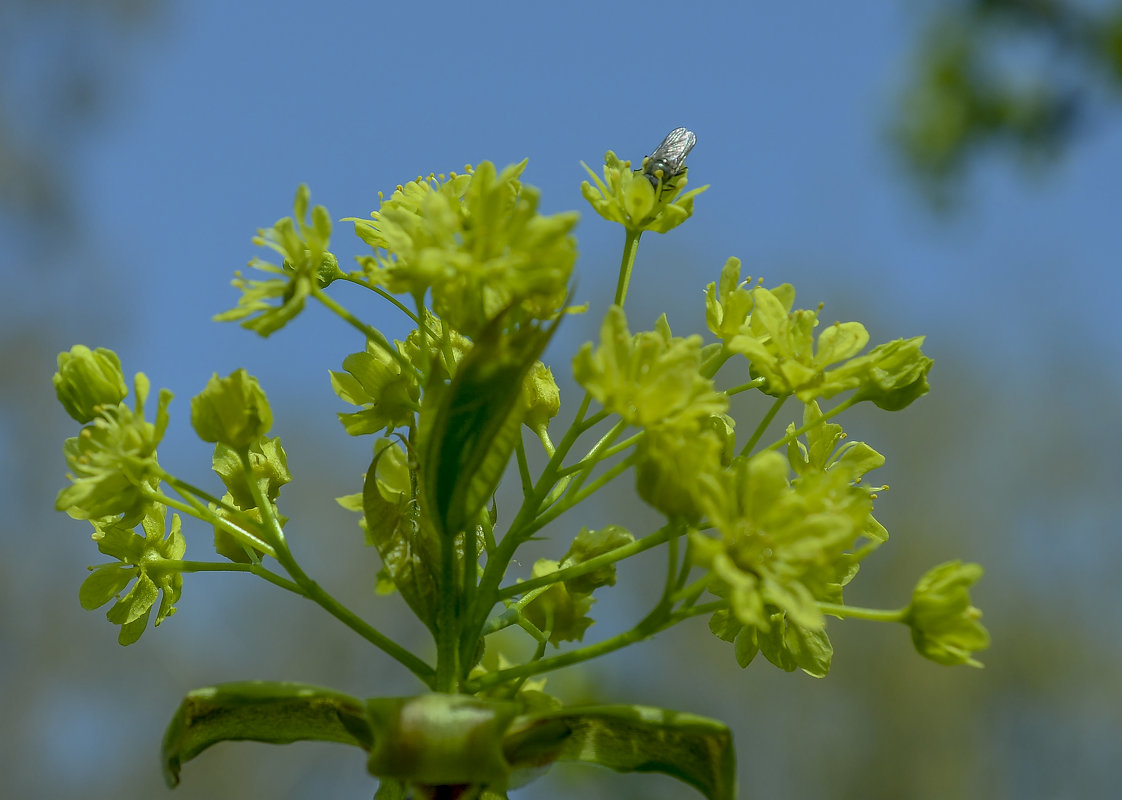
[465,393,594,655]
[435,535,461,691]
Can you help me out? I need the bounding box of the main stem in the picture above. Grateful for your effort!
[460,393,594,672]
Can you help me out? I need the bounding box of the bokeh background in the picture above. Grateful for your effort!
[3,1,1120,798]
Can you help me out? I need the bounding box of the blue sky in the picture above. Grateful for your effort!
[6,1,1121,798]
[61,1,1121,384]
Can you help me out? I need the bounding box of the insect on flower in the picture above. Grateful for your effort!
[642,127,697,190]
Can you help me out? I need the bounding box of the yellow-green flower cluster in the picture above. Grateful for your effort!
[55,363,171,525]
[574,307,730,519]
[350,161,579,338]
[215,184,342,337]
[690,447,879,676]
[574,308,726,430]
[581,151,707,234]
[707,258,933,409]
[79,503,185,645]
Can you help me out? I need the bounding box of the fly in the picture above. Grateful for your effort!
[642,127,697,190]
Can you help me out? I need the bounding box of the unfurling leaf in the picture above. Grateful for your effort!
[161,681,372,787]
[423,312,559,539]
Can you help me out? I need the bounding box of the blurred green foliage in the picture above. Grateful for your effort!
[896,0,1122,203]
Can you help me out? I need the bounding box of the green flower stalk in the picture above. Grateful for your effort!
[52,133,987,799]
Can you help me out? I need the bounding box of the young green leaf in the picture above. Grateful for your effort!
[504,704,736,800]
[162,681,372,788]
[422,313,558,540]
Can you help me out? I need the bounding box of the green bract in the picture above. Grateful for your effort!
[53,136,987,798]
[162,685,736,800]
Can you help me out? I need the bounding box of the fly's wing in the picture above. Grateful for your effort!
[644,127,697,185]
[651,127,697,171]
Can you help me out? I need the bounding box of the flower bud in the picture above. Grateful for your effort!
[53,345,128,423]
[520,361,561,433]
[906,561,990,667]
[190,369,272,448]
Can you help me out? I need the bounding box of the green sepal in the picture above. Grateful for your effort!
[161,681,373,788]
[423,312,559,539]
[78,563,135,610]
[83,504,185,645]
[522,558,596,645]
[757,615,834,678]
[708,609,760,668]
[330,340,420,436]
